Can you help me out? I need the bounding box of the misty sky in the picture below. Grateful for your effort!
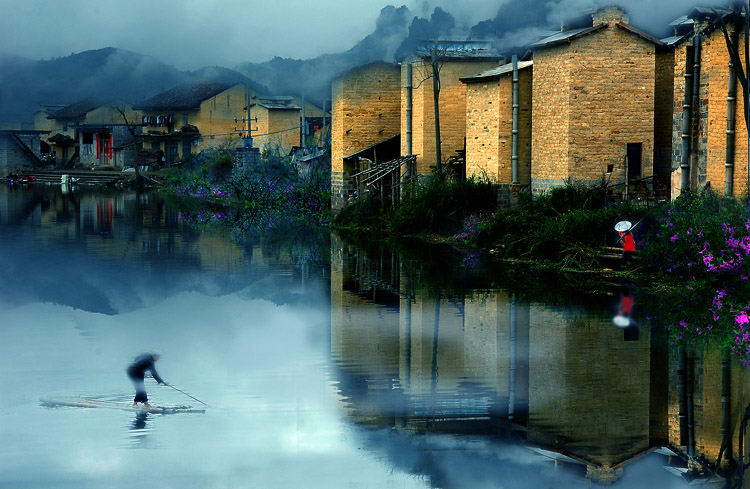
[0,0,499,69]
[0,0,728,70]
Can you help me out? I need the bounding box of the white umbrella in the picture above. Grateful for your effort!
[613,315,631,328]
[614,220,632,232]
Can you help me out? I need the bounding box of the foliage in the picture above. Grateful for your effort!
[165,147,330,234]
[334,174,497,237]
[476,182,649,269]
[639,190,750,364]
[387,175,498,236]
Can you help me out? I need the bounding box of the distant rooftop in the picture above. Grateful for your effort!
[135,82,237,111]
[414,40,503,60]
[252,95,300,110]
[460,60,533,82]
[48,99,105,120]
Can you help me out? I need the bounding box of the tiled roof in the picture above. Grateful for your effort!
[529,25,607,49]
[529,21,663,50]
[48,99,104,120]
[253,95,300,110]
[460,60,533,82]
[135,82,237,111]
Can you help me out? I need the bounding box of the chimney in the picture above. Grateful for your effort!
[592,5,629,25]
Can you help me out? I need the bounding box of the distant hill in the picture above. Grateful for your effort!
[0,47,268,124]
[0,1,694,124]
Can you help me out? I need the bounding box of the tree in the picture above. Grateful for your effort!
[714,2,750,133]
[414,40,449,176]
[113,105,141,182]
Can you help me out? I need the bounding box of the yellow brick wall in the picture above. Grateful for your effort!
[404,58,500,175]
[331,62,401,209]
[252,107,300,154]
[532,25,656,194]
[532,45,572,192]
[527,306,651,467]
[466,79,501,181]
[195,84,248,150]
[655,48,675,198]
[85,105,140,126]
[702,28,750,197]
[465,68,532,185]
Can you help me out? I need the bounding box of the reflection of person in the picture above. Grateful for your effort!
[126,353,167,408]
[613,289,639,341]
[619,229,636,267]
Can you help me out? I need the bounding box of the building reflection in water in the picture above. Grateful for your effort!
[330,234,750,486]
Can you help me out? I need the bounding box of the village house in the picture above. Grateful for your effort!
[528,6,663,198]
[331,62,402,210]
[401,41,503,178]
[461,58,533,203]
[41,99,141,169]
[134,82,251,165]
[0,130,48,171]
[669,7,750,199]
[248,95,302,154]
[330,44,503,211]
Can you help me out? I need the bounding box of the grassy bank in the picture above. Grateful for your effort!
[334,177,650,270]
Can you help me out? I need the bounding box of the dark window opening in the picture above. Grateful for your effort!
[627,143,642,180]
[607,164,614,173]
[82,133,93,144]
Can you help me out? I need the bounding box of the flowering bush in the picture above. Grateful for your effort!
[641,191,750,364]
[451,214,484,245]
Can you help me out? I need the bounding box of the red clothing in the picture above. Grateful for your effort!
[620,232,636,252]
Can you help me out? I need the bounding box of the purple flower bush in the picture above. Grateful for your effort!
[641,192,750,365]
[451,214,484,245]
[167,149,330,232]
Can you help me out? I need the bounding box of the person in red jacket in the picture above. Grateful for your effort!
[619,229,636,267]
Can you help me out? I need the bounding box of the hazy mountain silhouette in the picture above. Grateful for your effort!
[0,47,268,124]
[0,1,718,124]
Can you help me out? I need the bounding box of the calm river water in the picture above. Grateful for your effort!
[0,184,747,489]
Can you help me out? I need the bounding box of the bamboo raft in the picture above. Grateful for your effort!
[40,397,205,414]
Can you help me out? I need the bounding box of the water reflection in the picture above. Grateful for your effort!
[4,183,750,488]
[330,234,750,487]
[127,412,153,449]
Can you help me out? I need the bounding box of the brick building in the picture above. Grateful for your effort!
[248,95,302,154]
[529,6,661,196]
[331,62,401,210]
[670,7,750,198]
[461,59,533,199]
[42,100,141,169]
[0,130,47,171]
[401,42,502,177]
[136,82,250,164]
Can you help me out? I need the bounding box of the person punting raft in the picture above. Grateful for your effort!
[126,352,168,408]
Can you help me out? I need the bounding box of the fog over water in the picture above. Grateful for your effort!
[0,185,715,488]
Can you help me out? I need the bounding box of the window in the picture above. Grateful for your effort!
[83,133,93,144]
[627,143,642,180]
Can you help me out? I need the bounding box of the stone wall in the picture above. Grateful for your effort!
[465,66,532,186]
[331,62,401,210]
[0,132,40,170]
[404,58,501,176]
[672,27,750,198]
[654,48,675,199]
[532,23,657,195]
[196,84,249,151]
[531,45,572,194]
[253,107,300,154]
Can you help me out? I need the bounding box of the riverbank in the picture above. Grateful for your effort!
[334,178,750,364]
